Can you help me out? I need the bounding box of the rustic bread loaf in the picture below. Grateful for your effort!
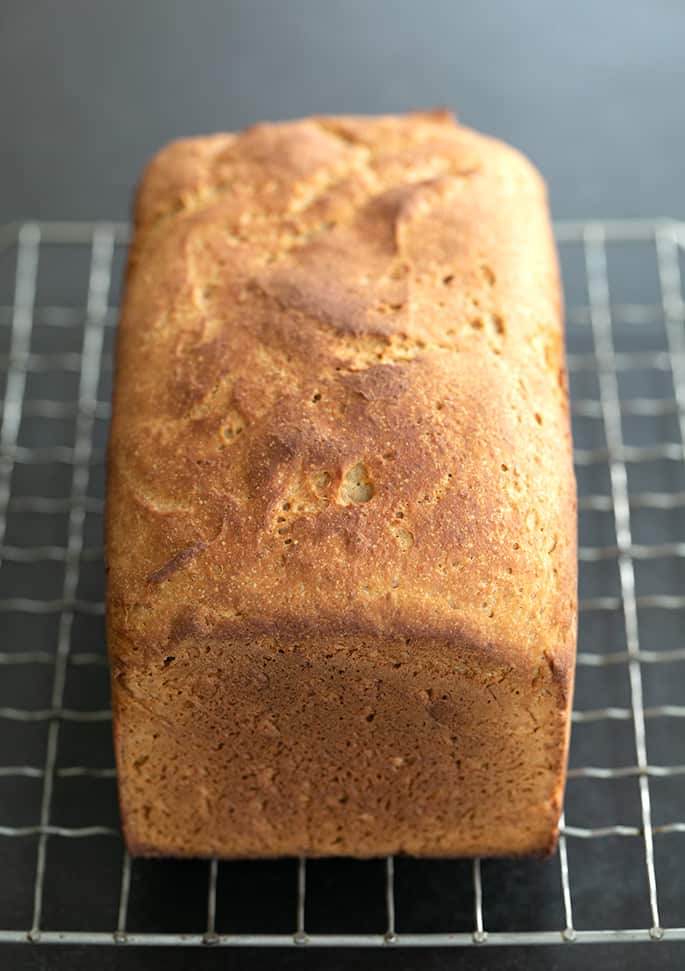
[106,110,577,858]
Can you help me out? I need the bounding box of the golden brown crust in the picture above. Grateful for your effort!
[107,111,577,858]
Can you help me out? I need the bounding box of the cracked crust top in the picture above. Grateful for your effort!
[106,111,576,695]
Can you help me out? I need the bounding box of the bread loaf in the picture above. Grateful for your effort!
[106,110,577,858]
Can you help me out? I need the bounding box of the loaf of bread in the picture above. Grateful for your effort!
[106,110,576,858]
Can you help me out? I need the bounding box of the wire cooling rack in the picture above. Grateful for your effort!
[0,219,685,949]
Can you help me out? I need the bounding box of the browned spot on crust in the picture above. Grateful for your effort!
[147,541,208,584]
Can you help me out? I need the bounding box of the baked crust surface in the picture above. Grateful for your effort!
[107,111,577,857]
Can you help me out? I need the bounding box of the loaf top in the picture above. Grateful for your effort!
[107,111,576,683]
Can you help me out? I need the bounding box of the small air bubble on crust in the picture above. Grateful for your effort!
[312,470,331,495]
[339,462,374,504]
[390,525,413,551]
[221,416,245,441]
[480,263,496,286]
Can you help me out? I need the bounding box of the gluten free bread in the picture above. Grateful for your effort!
[106,111,577,858]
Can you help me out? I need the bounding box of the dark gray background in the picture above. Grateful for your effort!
[1,0,684,223]
[2,2,685,970]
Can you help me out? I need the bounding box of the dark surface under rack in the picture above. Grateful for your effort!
[0,219,685,950]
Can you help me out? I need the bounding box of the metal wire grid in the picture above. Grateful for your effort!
[0,219,683,947]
